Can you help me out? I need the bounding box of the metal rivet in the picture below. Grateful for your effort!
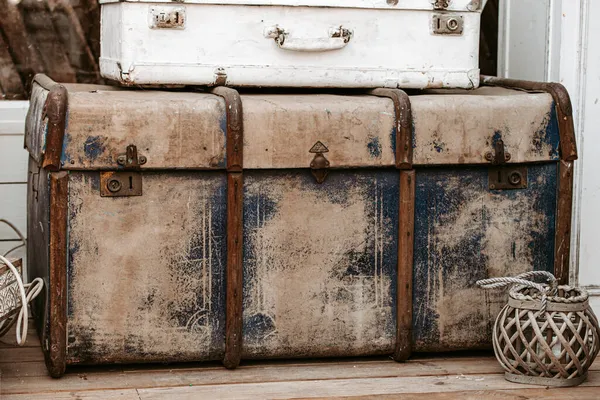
[490,184,496,190]
[139,156,147,165]
[485,152,494,162]
[386,0,398,5]
[505,153,512,161]
[117,155,126,165]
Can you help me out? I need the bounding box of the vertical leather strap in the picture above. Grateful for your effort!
[370,89,414,360]
[210,87,244,368]
[395,170,415,361]
[369,88,413,169]
[47,171,69,378]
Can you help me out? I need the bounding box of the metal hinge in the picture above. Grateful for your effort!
[433,0,450,10]
[100,145,146,197]
[486,139,528,190]
[309,141,330,184]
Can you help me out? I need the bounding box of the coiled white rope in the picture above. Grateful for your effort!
[0,219,44,346]
[476,270,558,314]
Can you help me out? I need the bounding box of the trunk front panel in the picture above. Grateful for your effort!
[242,169,399,358]
[412,163,558,352]
[66,172,227,364]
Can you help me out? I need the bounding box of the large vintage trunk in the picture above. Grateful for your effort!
[99,0,486,89]
[25,74,577,377]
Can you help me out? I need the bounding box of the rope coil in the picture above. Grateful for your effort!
[476,270,560,314]
[0,219,44,346]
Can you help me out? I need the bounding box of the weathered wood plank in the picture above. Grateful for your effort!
[0,320,40,348]
[136,372,600,399]
[0,360,50,378]
[0,357,506,394]
[3,389,140,400]
[0,347,45,363]
[304,387,600,400]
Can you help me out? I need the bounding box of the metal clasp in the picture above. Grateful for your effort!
[486,139,527,190]
[485,139,511,165]
[309,141,330,184]
[100,145,145,197]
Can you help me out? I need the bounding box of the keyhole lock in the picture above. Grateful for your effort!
[446,18,459,31]
[508,171,523,186]
[107,178,122,193]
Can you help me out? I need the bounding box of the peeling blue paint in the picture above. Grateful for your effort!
[219,110,228,168]
[83,136,106,161]
[491,130,503,146]
[544,103,560,159]
[390,125,397,157]
[367,136,382,158]
[433,140,445,153]
[60,132,72,165]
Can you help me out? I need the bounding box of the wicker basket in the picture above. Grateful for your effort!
[478,272,600,387]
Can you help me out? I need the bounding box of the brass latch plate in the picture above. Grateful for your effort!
[488,166,528,190]
[100,171,143,197]
[432,15,464,35]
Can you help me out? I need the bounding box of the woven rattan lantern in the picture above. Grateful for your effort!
[477,271,600,387]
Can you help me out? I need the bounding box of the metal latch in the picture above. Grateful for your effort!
[100,145,146,197]
[432,14,464,35]
[309,141,330,184]
[149,6,186,29]
[486,139,527,190]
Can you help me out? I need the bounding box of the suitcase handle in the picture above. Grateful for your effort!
[264,26,352,52]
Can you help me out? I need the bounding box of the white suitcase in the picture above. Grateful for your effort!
[99,0,487,89]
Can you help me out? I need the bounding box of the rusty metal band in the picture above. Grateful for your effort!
[369,88,413,169]
[481,76,577,286]
[34,74,68,172]
[480,76,578,162]
[210,87,244,369]
[47,171,69,378]
[395,170,415,361]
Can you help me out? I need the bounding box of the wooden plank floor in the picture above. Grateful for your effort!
[0,323,599,399]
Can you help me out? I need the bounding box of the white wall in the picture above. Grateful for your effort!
[0,101,30,279]
[498,0,599,312]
